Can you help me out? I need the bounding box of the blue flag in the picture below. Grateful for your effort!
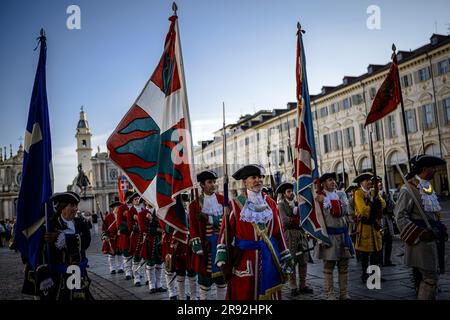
[14,31,54,269]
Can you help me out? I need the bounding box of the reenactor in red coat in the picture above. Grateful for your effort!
[101,199,123,274]
[116,190,134,280]
[127,192,144,286]
[188,170,227,300]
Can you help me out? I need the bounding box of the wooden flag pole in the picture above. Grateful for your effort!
[392,44,411,171]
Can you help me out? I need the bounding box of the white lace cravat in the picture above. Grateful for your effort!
[240,189,273,224]
[416,176,441,213]
[202,193,223,216]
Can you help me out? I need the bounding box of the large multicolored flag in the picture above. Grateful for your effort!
[15,30,54,268]
[293,24,331,245]
[364,53,401,127]
[107,13,195,237]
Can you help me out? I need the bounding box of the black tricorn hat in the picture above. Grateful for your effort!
[232,164,265,180]
[353,172,373,184]
[410,154,446,171]
[405,154,446,180]
[109,198,122,208]
[124,190,134,201]
[371,175,382,181]
[126,192,140,204]
[345,183,359,193]
[197,170,218,183]
[319,172,337,183]
[51,191,80,205]
[275,182,294,194]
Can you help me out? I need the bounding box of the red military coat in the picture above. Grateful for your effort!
[188,193,225,276]
[101,212,118,255]
[116,204,130,252]
[127,206,140,256]
[217,192,290,300]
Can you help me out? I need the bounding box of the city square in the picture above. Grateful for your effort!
[0,0,449,305]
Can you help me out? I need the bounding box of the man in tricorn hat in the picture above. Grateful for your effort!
[116,190,134,280]
[101,198,123,274]
[315,172,353,300]
[353,172,386,283]
[394,154,448,299]
[126,192,144,286]
[276,181,313,296]
[188,170,227,300]
[35,191,93,300]
[215,164,292,300]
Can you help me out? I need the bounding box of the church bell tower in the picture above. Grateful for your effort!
[75,106,93,178]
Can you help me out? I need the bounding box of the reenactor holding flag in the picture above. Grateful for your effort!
[315,172,354,300]
[215,164,293,300]
[188,170,227,300]
[394,155,448,300]
[353,172,386,283]
[41,191,93,300]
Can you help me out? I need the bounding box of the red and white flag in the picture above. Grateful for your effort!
[107,14,195,238]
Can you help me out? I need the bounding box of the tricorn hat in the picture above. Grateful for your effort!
[232,164,265,180]
[197,170,218,183]
[319,172,337,183]
[353,172,373,184]
[345,183,359,194]
[126,192,140,204]
[109,197,122,208]
[275,182,294,194]
[51,191,80,205]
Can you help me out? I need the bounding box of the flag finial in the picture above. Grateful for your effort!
[297,22,305,34]
[392,43,396,52]
[172,2,178,15]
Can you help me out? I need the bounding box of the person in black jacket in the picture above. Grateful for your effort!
[38,191,93,300]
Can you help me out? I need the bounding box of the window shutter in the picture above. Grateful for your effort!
[418,106,425,130]
[413,70,420,84]
[432,63,439,76]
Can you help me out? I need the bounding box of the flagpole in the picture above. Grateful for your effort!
[392,44,412,170]
[362,82,379,188]
[340,129,346,187]
[222,102,231,298]
[381,119,389,191]
[351,142,358,176]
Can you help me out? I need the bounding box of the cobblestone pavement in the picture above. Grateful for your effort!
[1,200,450,300]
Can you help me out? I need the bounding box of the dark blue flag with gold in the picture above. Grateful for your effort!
[14,30,54,269]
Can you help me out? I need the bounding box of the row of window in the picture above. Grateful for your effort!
[321,98,450,154]
[313,59,450,120]
[202,98,450,160]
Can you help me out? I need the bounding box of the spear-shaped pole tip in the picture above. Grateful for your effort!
[297,22,305,34]
[392,43,396,52]
[172,2,178,15]
[40,28,45,37]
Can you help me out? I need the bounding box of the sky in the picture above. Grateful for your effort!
[1,0,449,192]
